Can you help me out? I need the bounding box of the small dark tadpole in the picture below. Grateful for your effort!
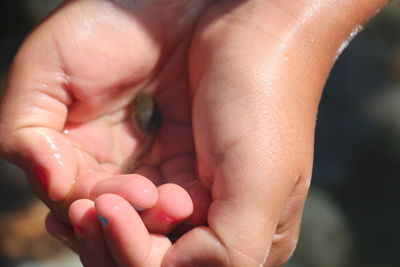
[122,93,164,173]
[132,93,164,135]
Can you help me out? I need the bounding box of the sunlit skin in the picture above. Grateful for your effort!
[0,0,389,266]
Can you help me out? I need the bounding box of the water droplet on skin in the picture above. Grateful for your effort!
[53,153,64,166]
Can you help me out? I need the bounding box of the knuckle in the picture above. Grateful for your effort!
[267,232,299,266]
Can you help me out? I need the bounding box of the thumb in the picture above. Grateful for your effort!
[186,0,389,266]
[0,21,77,204]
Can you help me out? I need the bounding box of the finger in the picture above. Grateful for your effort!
[90,174,158,210]
[53,172,159,224]
[164,227,231,266]
[45,211,79,253]
[69,199,116,267]
[161,156,211,232]
[140,183,193,234]
[0,0,167,207]
[265,178,310,266]
[10,128,77,203]
[95,194,171,267]
[181,180,211,227]
[168,180,212,236]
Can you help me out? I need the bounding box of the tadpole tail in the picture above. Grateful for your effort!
[121,134,157,174]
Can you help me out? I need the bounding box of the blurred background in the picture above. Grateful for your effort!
[0,1,399,267]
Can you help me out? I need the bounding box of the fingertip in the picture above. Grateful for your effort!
[172,182,212,235]
[94,194,128,225]
[141,183,193,234]
[158,183,193,219]
[68,199,96,237]
[94,194,153,266]
[17,128,77,202]
[97,214,109,227]
[68,198,114,262]
[94,193,137,221]
[69,199,95,216]
[91,174,158,210]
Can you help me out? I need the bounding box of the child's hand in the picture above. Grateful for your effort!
[47,194,174,267]
[0,0,212,223]
[0,0,389,266]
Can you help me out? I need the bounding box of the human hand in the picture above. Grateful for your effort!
[0,0,212,228]
[1,0,389,266]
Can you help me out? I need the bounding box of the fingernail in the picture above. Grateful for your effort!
[131,204,146,212]
[97,215,109,227]
[33,165,49,191]
[57,234,70,245]
[157,212,179,225]
[73,224,86,237]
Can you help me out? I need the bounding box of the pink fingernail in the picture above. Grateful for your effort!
[157,212,179,225]
[33,166,49,191]
[73,225,86,237]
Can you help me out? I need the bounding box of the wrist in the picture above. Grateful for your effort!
[273,0,391,61]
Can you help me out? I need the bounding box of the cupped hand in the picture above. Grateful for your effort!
[0,0,389,266]
[0,0,212,226]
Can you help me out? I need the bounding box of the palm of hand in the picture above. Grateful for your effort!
[3,0,277,264]
[45,0,218,223]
